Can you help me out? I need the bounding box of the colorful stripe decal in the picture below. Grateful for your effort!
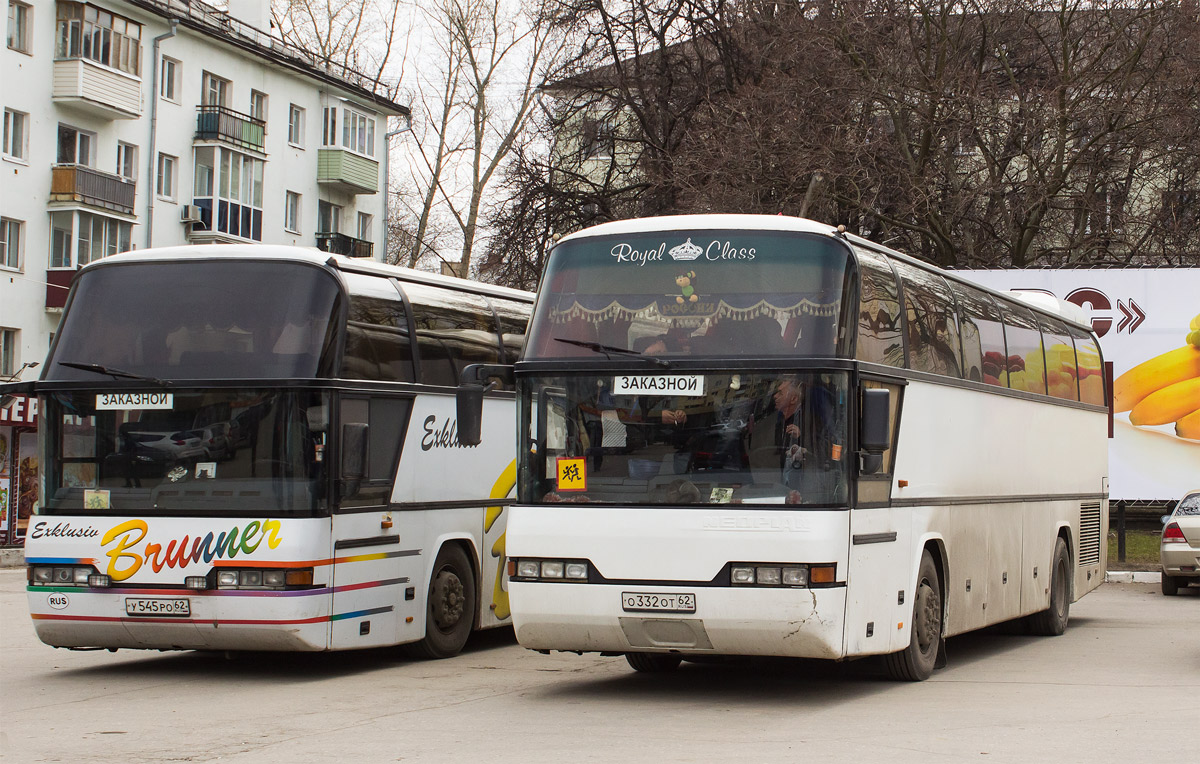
[26,550,421,570]
[27,577,409,598]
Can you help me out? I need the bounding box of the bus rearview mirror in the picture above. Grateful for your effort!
[859,388,891,455]
[456,384,485,446]
[341,422,369,482]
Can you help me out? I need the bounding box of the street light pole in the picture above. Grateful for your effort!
[382,113,413,263]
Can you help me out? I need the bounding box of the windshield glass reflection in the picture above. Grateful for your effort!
[519,372,849,507]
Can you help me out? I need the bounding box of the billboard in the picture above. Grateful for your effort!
[957,268,1199,503]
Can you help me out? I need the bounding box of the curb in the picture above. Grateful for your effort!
[1104,570,1161,584]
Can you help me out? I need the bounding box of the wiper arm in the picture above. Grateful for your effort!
[553,337,671,369]
[58,361,172,388]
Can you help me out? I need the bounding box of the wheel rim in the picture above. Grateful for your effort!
[431,569,466,632]
[915,579,941,654]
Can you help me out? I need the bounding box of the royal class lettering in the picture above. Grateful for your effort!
[30,521,100,540]
[99,518,284,581]
[422,415,477,450]
[609,240,755,264]
[613,375,706,396]
[95,392,174,410]
[610,242,666,265]
[704,240,756,260]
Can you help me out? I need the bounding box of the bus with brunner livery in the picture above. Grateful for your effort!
[457,214,1108,680]
[9,245,532,656]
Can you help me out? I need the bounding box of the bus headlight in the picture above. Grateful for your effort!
[29,565,99,587]
[510,558,590,582]
[215,568,314,590]
[730,563,835,588]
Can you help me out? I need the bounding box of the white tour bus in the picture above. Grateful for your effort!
[458,214,1108,680]
[16,245,532,656]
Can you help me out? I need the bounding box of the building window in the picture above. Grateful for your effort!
[202,71,229,107]
[7,1,31,53]
[323,105,375,157]
[192,146,264,241]
[55,2,142,76]
[1,217,22,270]
[49,209,133,269]
[157,152,176,200]
[285,191,301,233]
[288,104,304,147]
[160,56,179,101]
[57,124,95,166]
[3,108,28,161]
[1,328,15,377]
[117,141,137,180]
[318,200,342,233]
[581,118,614,160]
[250,90,267,123]
[357,211,372,242]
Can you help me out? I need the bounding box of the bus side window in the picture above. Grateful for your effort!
[950,282,1006,387]
[853,248,903,368]
[857,379,902,506]
[342,295,415,383]
[892,261,962,378]
[338,396,412,508]
[403,282,503,388]
[1070,328,1105,405]
[1039,316,1080,401]
[998,303,1046,395]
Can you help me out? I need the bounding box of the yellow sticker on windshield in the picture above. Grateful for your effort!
[556,458,587,491]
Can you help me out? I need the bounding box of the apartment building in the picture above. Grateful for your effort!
[1,0,409,376]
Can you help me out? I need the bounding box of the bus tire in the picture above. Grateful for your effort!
[1028,536,1071,636]
[1160,572,1179,596]
[625,652,682,673]
[884,550,942,681]
[407,544,476,660]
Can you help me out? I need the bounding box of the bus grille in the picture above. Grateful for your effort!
[1078,503,1102,566]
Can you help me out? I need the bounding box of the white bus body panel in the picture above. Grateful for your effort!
[507,506,850,659]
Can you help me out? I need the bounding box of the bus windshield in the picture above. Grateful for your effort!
[525,230,853,359]
[519,371,849,507]
[46,260,342,380]
[40,389,329,516]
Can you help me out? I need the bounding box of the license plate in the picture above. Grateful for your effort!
[621,592,696,613]
[125,598,190,617]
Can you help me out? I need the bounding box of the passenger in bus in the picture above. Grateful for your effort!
[748,376,840,501]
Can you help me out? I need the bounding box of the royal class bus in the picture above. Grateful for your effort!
[14,245,532,656]
[458,214,1108,680]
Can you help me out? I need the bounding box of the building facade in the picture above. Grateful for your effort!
[1,0,407,543]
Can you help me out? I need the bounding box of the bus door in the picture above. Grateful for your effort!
[330,396,418,649]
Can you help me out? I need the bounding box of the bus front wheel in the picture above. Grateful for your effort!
[625,652,682,673]
[884,549,942,681]
[407,544,477,659]
[1028,536,1071,636]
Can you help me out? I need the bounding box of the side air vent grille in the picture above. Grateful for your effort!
[1078,502,1102,566]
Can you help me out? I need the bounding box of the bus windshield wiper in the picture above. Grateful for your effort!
[553,337,671,369]
[58,361,172,387]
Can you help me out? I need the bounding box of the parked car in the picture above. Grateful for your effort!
[1160,489,1200,595]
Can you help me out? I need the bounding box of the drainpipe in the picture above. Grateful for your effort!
[381,114,412,263]
[145,19,178,248]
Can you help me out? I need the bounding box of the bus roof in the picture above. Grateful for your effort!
[83,245,534,303]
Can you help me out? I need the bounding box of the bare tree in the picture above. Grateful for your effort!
[271,0,406,90]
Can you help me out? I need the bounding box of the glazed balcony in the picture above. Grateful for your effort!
[317,148,379,195]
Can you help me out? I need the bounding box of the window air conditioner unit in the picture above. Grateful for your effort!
[181,205,202,223]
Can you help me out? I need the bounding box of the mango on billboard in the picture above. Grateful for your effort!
[956,269,1200,503]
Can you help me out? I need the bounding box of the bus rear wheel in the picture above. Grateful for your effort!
[1027,536,1070,636]
[625,652,682,673]
[884,550,942,681]
[406,545,476,660]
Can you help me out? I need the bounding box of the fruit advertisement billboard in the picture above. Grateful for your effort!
[957,269,1199,503]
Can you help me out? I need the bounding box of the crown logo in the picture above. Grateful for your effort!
[668,238,703,261]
